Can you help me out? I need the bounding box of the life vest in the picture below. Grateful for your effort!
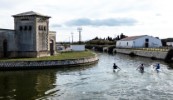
[113,65,117,69]
[156,64,160,69]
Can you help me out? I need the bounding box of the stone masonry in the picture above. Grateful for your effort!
[0,11,56,58]
[113,48,168,60]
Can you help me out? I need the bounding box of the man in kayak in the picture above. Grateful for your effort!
[136,63,144,73]
[113,63,121,72]
[155,63,160,73]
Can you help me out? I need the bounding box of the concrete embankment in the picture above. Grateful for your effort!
[0,55,99,70]
[113,48,173,62]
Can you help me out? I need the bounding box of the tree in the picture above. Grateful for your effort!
[120,33,126,39]
[93,36,99,40]
[116,35,120,40]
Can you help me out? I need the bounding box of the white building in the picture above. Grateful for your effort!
[70,45,85,51]
[116,35,162,48]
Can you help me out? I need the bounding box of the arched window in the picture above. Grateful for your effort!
[50,40,54,55]
[29,26,32,31]
[41,26,43,30]
[19,26,23,31]
[38,26,41,30]
[44,26,46,31]
[24,26,27,30]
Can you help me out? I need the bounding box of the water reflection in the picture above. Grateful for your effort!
[0,52,173,100]
[0,65,96,100]
[0,70,57,100]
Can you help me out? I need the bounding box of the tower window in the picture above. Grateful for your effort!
[29,26,32,31]
[145,39,149,42]
[19,26,23,31]
[44,26,46,31]
[39,25,43,30]
[41,26,43,30]
[24,26,27,30]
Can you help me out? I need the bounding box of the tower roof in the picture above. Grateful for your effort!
[12,11,51,18]
[119,35,147,41]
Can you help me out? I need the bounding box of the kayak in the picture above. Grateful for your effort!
[113,69,120,72]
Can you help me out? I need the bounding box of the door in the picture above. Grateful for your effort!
[145,39,149,48]
[50,40,54,55]
[145,43,149,48]
[3,40,8,57]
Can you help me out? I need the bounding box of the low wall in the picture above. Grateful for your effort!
[0,55,99,70]
[113,48,168,60]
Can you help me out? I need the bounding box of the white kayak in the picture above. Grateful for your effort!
[113,69,120,72]
[150,64,162,72]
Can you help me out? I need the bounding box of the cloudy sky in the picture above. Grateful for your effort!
[0,0,173,42]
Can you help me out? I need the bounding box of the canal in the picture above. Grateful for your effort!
[0,52,173,100]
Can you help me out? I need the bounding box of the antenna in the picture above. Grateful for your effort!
[77,27,82,44]
[71,32,73,44]
[69,36,70,43]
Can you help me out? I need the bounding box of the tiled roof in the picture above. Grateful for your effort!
[12,11,51,18]
[119,35,147,41]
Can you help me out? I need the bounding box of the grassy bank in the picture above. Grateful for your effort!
[0,50,96,62]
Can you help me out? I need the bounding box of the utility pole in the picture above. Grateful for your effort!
[69,36,70,43]
[71,32,73,44]
[77,27,82,44]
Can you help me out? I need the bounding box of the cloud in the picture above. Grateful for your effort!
[156,13,162,16]
[0,0,28,9]
[51,24,62,28]
[64,18,137,27]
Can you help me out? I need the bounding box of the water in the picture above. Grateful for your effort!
[0,52,173,100]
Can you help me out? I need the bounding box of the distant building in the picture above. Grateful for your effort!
[166,42,173,47]
[116,35,162,48]
[0,11,56,58]
[162,38,173,47]
[70,45,85,51]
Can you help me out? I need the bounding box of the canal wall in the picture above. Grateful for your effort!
[0,55,99,70]
[113,48,172,61]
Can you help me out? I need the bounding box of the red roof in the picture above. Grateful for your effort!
[120,35,147,41]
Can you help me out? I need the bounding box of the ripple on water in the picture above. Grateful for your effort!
[4,54,173,100]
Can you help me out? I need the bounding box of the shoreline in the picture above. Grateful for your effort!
[113,48,173,62]
[0,52,99,71]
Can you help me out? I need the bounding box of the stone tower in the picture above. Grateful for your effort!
[13,11,53,57]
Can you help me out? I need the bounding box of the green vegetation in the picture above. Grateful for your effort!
[0,50,95,62]
[85,33,127,46]
[86,39,115,45]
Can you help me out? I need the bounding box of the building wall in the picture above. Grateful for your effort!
[14,16,36,51]
[0,29,17,58]
[134,36,162,48]
[116,41,134,48]
[36,17,49,52]
[14,16,52,57]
